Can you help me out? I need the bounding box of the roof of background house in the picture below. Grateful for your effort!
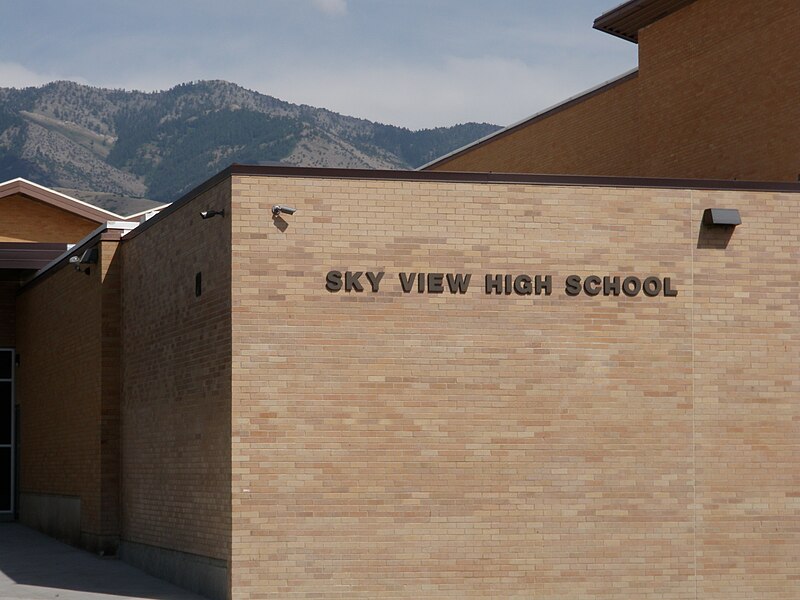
[0,178,160,223]
[593,0,698,42]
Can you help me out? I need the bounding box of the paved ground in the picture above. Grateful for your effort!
[0,524,205,600]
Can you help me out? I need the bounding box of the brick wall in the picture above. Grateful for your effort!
[430,74,641,176]
[15,238,122,551]
[120,180,232,565]
[0,194,97,242]
[429,0,800,183]
[0,192,99,350]
[692,189,799,599]
[228,174,799,599]
[637,0,800,181]
[99,239,122,539]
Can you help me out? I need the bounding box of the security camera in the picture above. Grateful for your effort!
[200,209,225,219]
[271,205,297,217]
[70,247,97,275]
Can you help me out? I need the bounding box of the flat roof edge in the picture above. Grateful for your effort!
[417,69,639,171]
[123,164,800,244]
[227,165,800,193]
[593,0,699,43]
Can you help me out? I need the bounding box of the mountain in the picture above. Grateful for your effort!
[0,80,500,208]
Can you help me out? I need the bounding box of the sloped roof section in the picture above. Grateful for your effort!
[419,69,638,171]
[0,178,161,223]
[594,0,698,42]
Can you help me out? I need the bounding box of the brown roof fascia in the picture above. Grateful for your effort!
[593,0,698,43]
[124,163,800,242]
[228,165,800,193]
[0,178,133,224]
[0,242,70,270]
[419,70,639,171]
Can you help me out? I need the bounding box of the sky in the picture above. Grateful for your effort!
[0,0,638,130]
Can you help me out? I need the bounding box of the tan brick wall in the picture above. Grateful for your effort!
[99,240,122,537]
[430,75,641,176]
[15,239,122,544]
[0,194,97,243]
[120,181,232,563]
[229,174,799,599]
[430,0,800,183]
[692,189,799,599]
[637,0,800,181]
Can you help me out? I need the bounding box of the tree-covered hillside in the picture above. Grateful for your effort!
[0,80,501,205]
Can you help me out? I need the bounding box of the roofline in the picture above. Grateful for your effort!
[124,163,800,244]
[593,0,698,43]
[226,164,800,192]
[417,69,639,171]
[125,205,168,220]
[0,177,141,223]
[122,173,232,241]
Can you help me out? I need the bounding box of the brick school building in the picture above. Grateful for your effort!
[2,1,799,599]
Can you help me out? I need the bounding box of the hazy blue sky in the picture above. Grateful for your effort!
[0,0,637,129]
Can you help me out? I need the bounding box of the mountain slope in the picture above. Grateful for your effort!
[0,81,501,203]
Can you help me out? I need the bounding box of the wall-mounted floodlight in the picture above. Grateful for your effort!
[703,208,741,226]
[69,247,98,275]
[272,205,297,217]
[200,209,225,219]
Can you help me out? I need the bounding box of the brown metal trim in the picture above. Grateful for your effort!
[0,242,68,250]
[0,243,69,271]
[123,163,800,244]
[0,259,55,270]
[227,165,800,193]
[420,70,639,170]
[593,0,698,43]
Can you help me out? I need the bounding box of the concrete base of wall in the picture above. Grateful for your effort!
[81,530,120,556]
[18,492,119,555]
[119,539,227,600]
[19,492,81,545]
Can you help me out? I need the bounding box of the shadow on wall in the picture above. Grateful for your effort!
[0,524,203,599]
[697,223,736,249]
[272,216,289,232]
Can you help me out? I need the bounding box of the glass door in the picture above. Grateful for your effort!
[0,349,13,516]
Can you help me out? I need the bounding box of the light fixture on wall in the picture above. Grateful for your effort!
[200,209,225,219]
[272,205,297,217]
[68,247,98,276]
[703,208,741,227]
